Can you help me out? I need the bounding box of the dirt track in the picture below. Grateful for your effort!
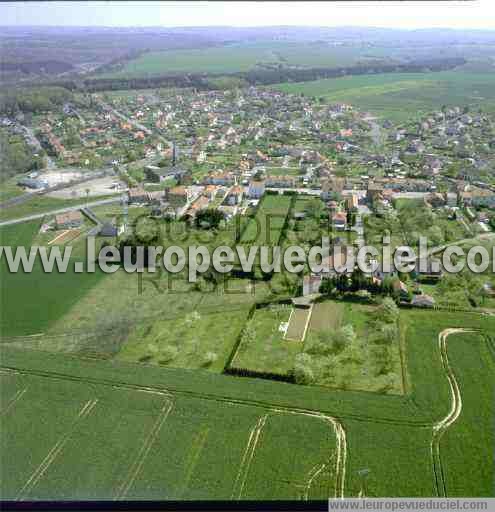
[431,328,476,497]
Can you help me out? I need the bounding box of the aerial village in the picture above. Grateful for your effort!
[2,86,495,308]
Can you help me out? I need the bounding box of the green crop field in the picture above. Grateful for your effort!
[0,196,116,222]
[1,306,493,499]
[272,70,495,122]
[97,42,393,79]
[0,219,41,247]
[0,355,341,500]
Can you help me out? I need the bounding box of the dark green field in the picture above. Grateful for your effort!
[0,221,105,337]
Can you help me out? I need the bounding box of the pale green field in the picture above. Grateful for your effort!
[273,71,495,121]
[98,42,396,78]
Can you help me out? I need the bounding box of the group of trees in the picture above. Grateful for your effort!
[194,208,225,230]
[0,130,45,181]
[293,323,359,385]
[0,86,73,115]
[436,270,492,308]
[319,267,409,301]
[292,297,400,391]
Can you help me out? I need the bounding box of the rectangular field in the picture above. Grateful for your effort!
[229,305,301,376]
[239,194,292,246]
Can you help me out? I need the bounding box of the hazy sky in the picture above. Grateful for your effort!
[2,1,494,30]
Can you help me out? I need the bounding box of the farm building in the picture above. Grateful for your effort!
[55,210,83,230]
[225,186,244,206]
[128,187,148,204]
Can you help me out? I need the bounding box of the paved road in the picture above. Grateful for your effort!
[0,197,121,228]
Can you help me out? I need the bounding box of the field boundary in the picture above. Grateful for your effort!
[0,346,438,427]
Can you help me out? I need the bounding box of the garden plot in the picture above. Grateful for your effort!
[229,305,302,377]
[285,306,313,342]
[299,300,405,394]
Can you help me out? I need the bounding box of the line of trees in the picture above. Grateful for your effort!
[35,57,467,95]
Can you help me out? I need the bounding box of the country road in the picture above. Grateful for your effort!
[0,197,121,228]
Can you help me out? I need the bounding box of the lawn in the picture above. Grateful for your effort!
[229,305,301,377]
[266,166,301,177]
[0,177,24,203]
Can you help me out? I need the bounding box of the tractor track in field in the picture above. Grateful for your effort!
[16,398,99,500]
[431,328,476,498]
[271,407,347,499]
[2,364,349,500]
[303,463,327,501]
[231,414,268,499]
[0,387,28,416]
[115,400,174,499]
